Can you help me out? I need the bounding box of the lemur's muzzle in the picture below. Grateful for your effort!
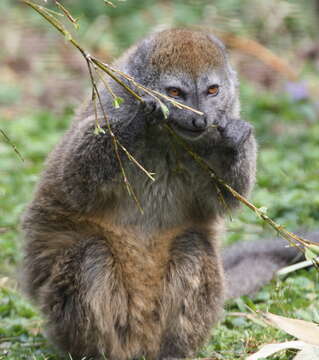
[173,113,207,133]
[192,115,207,131]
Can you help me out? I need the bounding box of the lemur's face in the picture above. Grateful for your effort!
[143,29,240,140]
[156,67,239,140]
[123,29,240,140]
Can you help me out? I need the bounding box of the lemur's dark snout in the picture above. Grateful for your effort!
[171,113,208,138]
[192,115,207,130]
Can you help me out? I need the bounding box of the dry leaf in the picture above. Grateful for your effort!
[246,340,305,360]
[265,312,319,346]
[293,344,319,359]
[277,260,314,276]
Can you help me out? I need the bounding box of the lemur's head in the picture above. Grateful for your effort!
[120,28,240,140]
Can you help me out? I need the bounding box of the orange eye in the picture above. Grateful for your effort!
[208,85,219,96]
[167,88,181,97]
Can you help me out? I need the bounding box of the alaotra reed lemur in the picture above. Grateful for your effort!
[21,28,312,359]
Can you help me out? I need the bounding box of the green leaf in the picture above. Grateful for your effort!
[159,102,169,119]
[112,97,124,109]
[94,126,106,135]
[234,296,256,312]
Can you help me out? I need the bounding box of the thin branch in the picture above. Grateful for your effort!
[22,1,204,116]
[115,141,155,182]
[93,64,155,181]
[95,67,119,101]
[1,129,24,162]
[22,0,153,208]
[97,62,204,115]
[90,57,143,102]
[164,124,317,255]
[55,1,79,28]
[88,61,144,213]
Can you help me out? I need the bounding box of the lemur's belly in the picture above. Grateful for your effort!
[83,218,224,359]
[82,219,181,357]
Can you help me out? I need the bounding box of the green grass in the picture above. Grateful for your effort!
[1,1,319,359]
[1,110,71,359]
[1,83,319,359]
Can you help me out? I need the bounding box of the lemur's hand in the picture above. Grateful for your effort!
[140,94,169,125]
[216,117,252,150]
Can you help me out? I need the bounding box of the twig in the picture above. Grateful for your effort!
[55,1,79,28]
[95,67,119,101]
[88,61,144,213]
[22,1,203,116]
[0,129,24,162]
[97,62,204,115]
[92,63,155,181]
[90,57,143,102]
[164,124,317,254]
[23,0,153,208]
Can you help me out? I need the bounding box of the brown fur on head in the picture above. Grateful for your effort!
[150,29,225,76]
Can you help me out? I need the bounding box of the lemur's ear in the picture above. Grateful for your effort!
[207,33,237,80]
[118,36,157,85]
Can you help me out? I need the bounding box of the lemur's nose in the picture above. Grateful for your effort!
[192,115,207,130]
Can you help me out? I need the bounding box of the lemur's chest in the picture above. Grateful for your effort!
[103,154,217,231]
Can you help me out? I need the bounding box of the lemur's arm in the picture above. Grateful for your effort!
[205,117,257,210]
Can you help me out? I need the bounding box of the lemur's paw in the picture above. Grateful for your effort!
[140,95,168,125]
[217,118,252,149]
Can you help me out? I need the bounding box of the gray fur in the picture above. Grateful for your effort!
[224,231,319,299]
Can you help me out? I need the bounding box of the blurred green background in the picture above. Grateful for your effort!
[0,0,319,359]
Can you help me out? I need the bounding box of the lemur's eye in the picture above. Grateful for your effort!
[207,85,219,96]
[167,87,181,97]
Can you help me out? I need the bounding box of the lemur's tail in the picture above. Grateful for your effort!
[222,231,319,300]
